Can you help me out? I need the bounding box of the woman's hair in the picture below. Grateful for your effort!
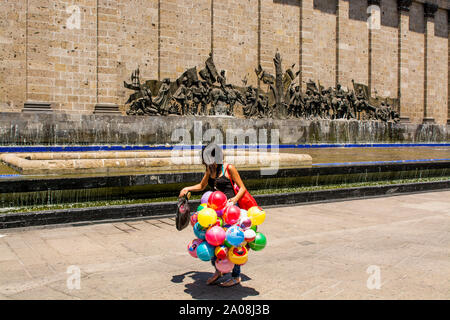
[201,143,223,165]
[201,143,224,175]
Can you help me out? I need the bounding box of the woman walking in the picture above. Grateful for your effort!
[179,143,248,287]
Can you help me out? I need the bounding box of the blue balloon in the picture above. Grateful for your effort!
[193,222,207,240]
[225,226,245,247]
[196,242,215,261]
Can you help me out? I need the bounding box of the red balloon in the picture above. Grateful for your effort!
[223,205,241,225]
[208,191,228,211]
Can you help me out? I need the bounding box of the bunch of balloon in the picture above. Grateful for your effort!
[187,190,267,274]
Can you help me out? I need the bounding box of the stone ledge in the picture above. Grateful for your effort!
[0,151,312,175]
[0,180,448,229]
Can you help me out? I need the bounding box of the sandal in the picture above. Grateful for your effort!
[206,271,223,285]
[219,277,241,287]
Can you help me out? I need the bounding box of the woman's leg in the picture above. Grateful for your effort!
[206,256,222,285]
[219,264,241,287]
[231,264,241,278]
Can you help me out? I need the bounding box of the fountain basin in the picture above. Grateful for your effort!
[0,150,312,175]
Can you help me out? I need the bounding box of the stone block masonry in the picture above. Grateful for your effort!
[0,112,448,146]
[0,0,449,124]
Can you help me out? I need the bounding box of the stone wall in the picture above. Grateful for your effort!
[0,112,448,145]
[0,0,449,124]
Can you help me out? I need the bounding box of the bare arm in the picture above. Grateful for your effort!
[179,170,210,198]
[227,165,247,205]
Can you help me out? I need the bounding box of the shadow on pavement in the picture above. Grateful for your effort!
[171,271,260,300]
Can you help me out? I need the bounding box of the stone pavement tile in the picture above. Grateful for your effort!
[45,235,106,256]
[0,260,31,285]
[4,244,46,267]
[36,228,85,240]
[400,201,450,213]
[374,274,449,300]
[3,236,30,251]
[17,232,67,259]
[79,231,139,259]
[1,191,449,299]
[395,191,450,203]
[77,266,182,300]
[271,208,345,230]
[7,284,80,300]
[0,242,17,262]
[14,263,59,280]
[46,283,117,300]
[86,223,131,235]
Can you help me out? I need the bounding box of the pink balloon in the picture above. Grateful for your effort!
[205,226,226,246]
[187,239,203,258]
[240,217,252,229]
[215,258,234,274]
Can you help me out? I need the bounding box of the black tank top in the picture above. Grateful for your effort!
[208,164,236,199]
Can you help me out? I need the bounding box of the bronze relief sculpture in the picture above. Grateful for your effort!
[124,52,400,123]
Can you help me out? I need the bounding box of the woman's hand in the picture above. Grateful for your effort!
[179,187,190,198]
[227,197,238,206]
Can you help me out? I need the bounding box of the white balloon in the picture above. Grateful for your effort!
[244,229,256,242]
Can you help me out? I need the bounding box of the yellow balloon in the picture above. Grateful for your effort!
[197,208,217,228]
[247,206,266,226]
[228,246,248,265]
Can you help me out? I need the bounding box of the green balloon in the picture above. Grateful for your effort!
[249,232,266,251]
[224,238,232,248]
[250,225,258,232]
[197,204,207,212]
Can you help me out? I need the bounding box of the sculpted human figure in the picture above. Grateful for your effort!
[375,102,388,122]
[287,84,296,118]
[128,83,158,115]
[243,86,258,118]
[173,76,191,115]
[199,81,210,115]
[332,84,346,119]
[258,92,269,118]
[153,78,171,115]
[225,84,239,116]
[217,70,230,98]
[191,80,204,115]
[303,90,314,119]
[343,91,355,119]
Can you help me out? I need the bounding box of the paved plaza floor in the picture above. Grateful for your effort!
[0,191,449,300]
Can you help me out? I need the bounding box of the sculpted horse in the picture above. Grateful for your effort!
[209,86,246,116]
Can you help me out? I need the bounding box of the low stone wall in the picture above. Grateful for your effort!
[0,150,311,175]
[0,112,449,146]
